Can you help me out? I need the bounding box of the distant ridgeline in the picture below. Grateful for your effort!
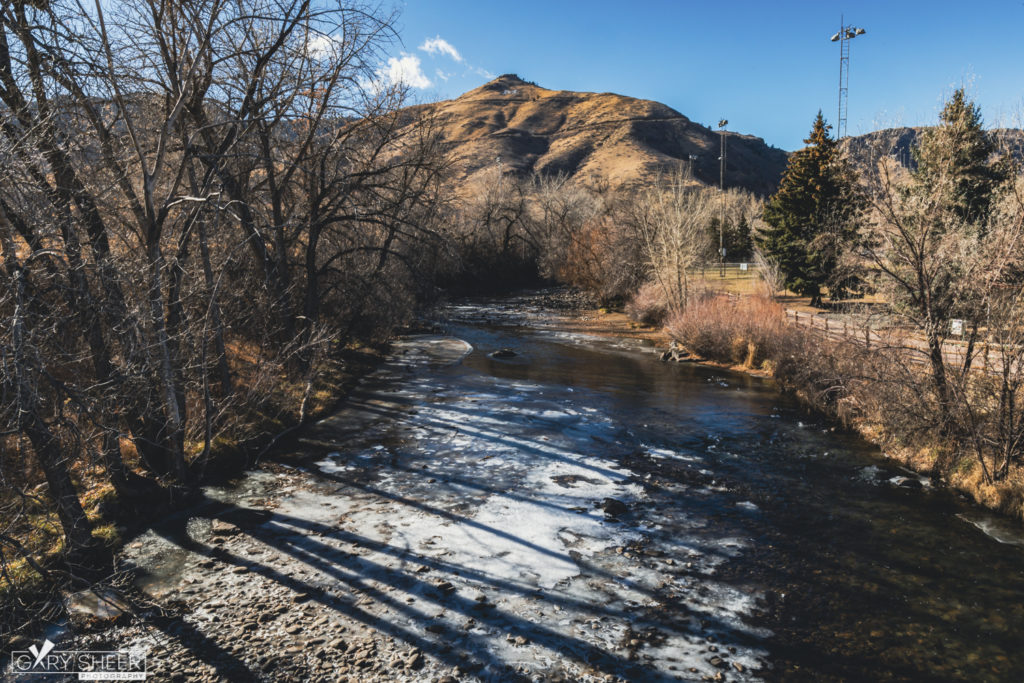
[841,127,1024,171]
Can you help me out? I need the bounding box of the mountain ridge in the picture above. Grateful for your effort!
[407,74,789,195]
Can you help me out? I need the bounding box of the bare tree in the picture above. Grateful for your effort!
[0,0,447,574]
[632,168,715,313]
[859,154,1017,427]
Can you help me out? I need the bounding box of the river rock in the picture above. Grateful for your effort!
[601,497,629,517]
[210,519,240,537]
[661,345,692,362]
[490,348,517,358]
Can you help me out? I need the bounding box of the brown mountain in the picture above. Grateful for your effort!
[410,74,789,195]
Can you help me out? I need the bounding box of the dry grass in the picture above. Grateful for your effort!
[688,267,765,296]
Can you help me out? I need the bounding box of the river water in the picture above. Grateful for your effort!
[51,295,1024,682]
[302,296,1024,681]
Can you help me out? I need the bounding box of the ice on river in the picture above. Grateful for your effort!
[314,377,645,590]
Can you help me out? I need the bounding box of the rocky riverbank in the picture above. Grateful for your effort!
[59,467,482,683]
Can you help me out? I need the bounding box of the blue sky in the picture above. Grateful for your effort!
[384,1,1024,151]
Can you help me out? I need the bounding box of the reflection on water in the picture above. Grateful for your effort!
[440,298,1024,682]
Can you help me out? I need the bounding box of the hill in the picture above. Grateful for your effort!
[411,74,789,195]
[841,126,1024,169]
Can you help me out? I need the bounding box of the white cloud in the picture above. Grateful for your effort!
[381,53,431,89]
[472,65,496,80]
[435,68,453,82]
[419,35,463,63]
[307,33,341,60]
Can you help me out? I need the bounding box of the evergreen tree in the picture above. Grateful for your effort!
[913,88,1008,224]
[730,214,754,260]
[758,112,861,306]
[706,215,753,261]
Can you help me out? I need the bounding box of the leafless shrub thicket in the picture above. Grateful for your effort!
[0,0,450,594]
[445,166,534,289]
[666,293,793,368]
[446,170,647,301]
[631,170,716,314]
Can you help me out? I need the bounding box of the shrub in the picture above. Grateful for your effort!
[666,293,791,367]
[625,282,669,326]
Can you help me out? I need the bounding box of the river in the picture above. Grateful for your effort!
[46,294,1024,682]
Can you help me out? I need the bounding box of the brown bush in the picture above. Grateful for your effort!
[625,282,669,326]
[666,293,792,368]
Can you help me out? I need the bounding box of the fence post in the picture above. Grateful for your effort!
[865,326,870,349]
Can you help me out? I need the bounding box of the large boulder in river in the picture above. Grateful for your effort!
[491,348,517,359]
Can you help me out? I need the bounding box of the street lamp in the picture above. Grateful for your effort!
[717,119,728,276]
[830,17,866,140]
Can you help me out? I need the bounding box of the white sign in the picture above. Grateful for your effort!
[740,263,748,271]
[950,319,964,336]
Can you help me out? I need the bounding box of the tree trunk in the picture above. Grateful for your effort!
[146,244,189,484]
[23,410,96,563]
[927,328,952,428]
[198,217,232,396]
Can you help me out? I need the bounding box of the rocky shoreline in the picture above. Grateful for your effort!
[59,468,481,683]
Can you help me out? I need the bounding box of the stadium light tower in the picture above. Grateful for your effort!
[717,119,728,276]
[830,17,866,140]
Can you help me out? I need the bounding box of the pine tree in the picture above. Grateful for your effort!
[758,112,861,306]
[731,214,753,260]
[913,88,1008,224]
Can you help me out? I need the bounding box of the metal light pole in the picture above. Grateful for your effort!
[830,17,866,140]
[717,119,728,276]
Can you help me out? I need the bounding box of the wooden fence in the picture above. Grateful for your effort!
[785,308,1000,373]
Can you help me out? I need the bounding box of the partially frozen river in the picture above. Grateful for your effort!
[61,295,1024,681]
